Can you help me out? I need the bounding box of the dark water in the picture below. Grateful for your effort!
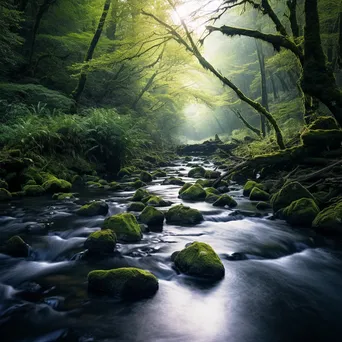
[1,158,342,342]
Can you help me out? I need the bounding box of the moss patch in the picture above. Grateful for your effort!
[174,242,225,280]
[127,202,145,212]
[165,204,203,225]
[103,213,142,242]
[179,184,206,201]
[23,185,45,196]
[188,166,206,178]
[146,196,171,207]
[88,267,159,299]
[52,192,76,200]
[249,187,270,201]
[77,201,109,216]
[139,206,164,226]
[213,194,237,208]
[312,200,342,235]
[195,179,214,188]
[243,180,264,196]
[140,171,153,183]
[204,170,221,179]
[84,230,116,255]
[132,188,150,201]
[42,175,72,193]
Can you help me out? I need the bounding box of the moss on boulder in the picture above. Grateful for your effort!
[109,181,122,191]
[152,170,167,178]
[213,194,237,208]
[146,196,172,207]
[174,242,225,280]
[243,180,264,196]
[117,167,135,178]
[84,230,116,255]
[163,177,185,185]
[86,181,103,188]
[130,179,146,189]
[271,181,315,213]
[0,236,29,257]
[308,116,339,130]
[301,129,342,149]
[179,184,206,201]
[188,166,206,178]
[52,192,76,200]
[165,204,203,225]
[179,183,192,195]
[0,188,12,201]
[139,206,164,226]
[127,202,145,212]
[249,187,270,201]
[42,174,72,193]
[195,179,214,188]
[23,185,45,196]
[312,200,342,234]
[132,188,150,201]
[282,198,320,227]
[103,213,142,242]
[256,201,272,210]
[140,171,153,183]
[77,201,109,216]
[88,267,159,299]
[204,170,221,179]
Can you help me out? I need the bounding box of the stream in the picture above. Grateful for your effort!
[1,157,342,342]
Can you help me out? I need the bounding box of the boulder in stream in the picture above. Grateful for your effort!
[140,171,153,183]
[204,170,221,179]
[0,188,12,201]
[312,200,342,234]
[0,236,29,257]
[23,185,45,196]
[173,242,225,280]
[249,187,270,201]
[146,195,172,207]
[103,213,142,242]
[132,188,150,201]
[188,166,206,178]
[84,230,116,255]
[179,184,206,201]
[88,267,159,299]
[165,204,203,225]
[243,180,264,196]
[127,202,145,212]
[76,201,109,216]
[213,194,237,208]
[42,174,72,193]
[139,206,164,226]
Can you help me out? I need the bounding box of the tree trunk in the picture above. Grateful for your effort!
[269,72,279,101]
[301,0,342,126]
[132,71,158,110]
[287,0,299,38]
[232,109,262,137]
[72,0,111,105]
[256,40,269,137]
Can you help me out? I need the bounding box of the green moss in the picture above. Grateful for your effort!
[243,180,264,196]
[271,181,315,213]
[86,181,104,188]
[84,229,116,255]
[188,166,206,178]
[139,206,164,226]
[132,188,150,201]
[130,179,146,189]
[308,116,339,130]
[205,193,220,203]
[77,201,109,217]
[23,185,45,196]
[165,204,203,225]
[52,192,76,200]
[0,236,29,257]
[179,183,192,195]
[204,170,221,179]
[213,194,237,208]
[195,179,214,188]
[127,202,146,212]
[109,181,122,191]
[163,177,185,185]
[152,170,167,178]
[205,187,220,195]
[174,242,225,280]
[22,167,43,185]
[140,171,153,183]
[184,156,192,162]
[98,179,108,185]
[249,187,270,201]
[42,175,72,193]
[146,195,171,207]
[179,184,206,201]
[0,188,12,201]
[11,191,25,199]
[0,179,9,189]
[25,179,36,186]
[71,175,83,185]
[256,201,272,210]
[117,167,135,178]
[282,198,320,227]
[103,213,142,242]
[312,200,342,234]
[88,267,159,299]
[301,129,342,148]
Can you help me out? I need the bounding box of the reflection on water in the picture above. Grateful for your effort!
[0,158,342,341]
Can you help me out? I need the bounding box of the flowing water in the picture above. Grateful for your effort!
[1,157,342,342]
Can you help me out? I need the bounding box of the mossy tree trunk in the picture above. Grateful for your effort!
[301,0,342,126]
[72,0,111,105]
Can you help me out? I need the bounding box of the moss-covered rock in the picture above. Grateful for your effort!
[179,183,192,195]
[179,184,206,201]
[86,181,104,188]
[130,179,146,189]
[243,180,264,196]
[282,198,320,227]
[0,188,12,201]
[117,167,135,178]
[204,170,221,179]
[308,116,339,130]
[174,242,225,280]
[108,181,122,191]
[256,201,272,210]
[103,213,142,242]
[146,196,172,207]
[139,206,164,226]
[152,170,167,178]
[127,202,145,212]
[77,201,109,216]
[140,171,153,183]
[271,181,315,213]
[88,267,159,299]
[184,156,192,162]
[312,200,342,234]
[22,167,43,185]
[163,177,185,186]
[0,179,9,189]
[42,174,72,193]
[188,166,206,178]
[11,191,25,199]
[205,193,220,203]
[132,188,150,201]
[205,187,220,195]
[196,179,214,188]
[23,185,45,196]
[98,179,108,185]
[165,204,203,225]
[301,129,342,149]
[249,187,270,201]
[52,192,76,200]
[213,194,237,208]
[0,236,29,257]
[84,230,116,255]
[25,179,36,186]
[71,175,83,186]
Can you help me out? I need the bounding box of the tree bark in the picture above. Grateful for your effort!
[269,72,279,101]
[287,0,299,38]
[72,0,111,105]
[232,109,262,137]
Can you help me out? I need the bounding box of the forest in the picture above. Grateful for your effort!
[0,0,342,341]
